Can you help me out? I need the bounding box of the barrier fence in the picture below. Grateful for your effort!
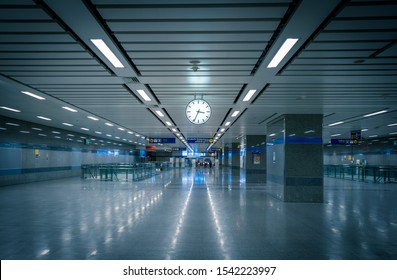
[81,162,171,181]
[324,165,397,184]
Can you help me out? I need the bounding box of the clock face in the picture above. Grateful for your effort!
[186,99,211,125]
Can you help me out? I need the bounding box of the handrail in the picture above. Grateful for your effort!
[324,164,397,184]
[81,162,172,181]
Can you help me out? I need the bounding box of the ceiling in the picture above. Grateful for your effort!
[0,0,397,152]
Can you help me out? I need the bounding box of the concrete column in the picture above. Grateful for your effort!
[223,146,229,167]
[231,142,240,177]
[266,114,323,202]
[245,135,266,183]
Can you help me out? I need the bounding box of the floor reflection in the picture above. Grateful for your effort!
[0,168,396,259]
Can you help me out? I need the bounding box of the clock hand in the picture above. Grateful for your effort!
[193,110,200,122]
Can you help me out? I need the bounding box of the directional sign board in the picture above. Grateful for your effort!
[350,130,362,140]
[187,138,213,144]
[331,139,359,145]
[148,138,176,144]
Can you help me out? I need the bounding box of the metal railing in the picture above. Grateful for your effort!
[324,165,397,184]
[81,162,171,181]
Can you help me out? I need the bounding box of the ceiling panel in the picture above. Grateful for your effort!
[0,0,396,152]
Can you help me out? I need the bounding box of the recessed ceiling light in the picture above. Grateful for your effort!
[67,134,74,137]
[389,132,397,135]
[37,116,51,121]
[38,134,47,137]
[156,110,164,117]
[106,134,112,137]
[242,89,257,102]
[368,135,378,138]
[118,127,125,131]
[105,122,114,127]
[231,111,240,117]
[87,116,98,121]
[21,91,45,100]
[6,122,19,126]
[166,121,172,126]
[363,110,387,117]
[62,106,77,112]
[0,106,21,112]
[32,127,42,131]
[52,131,60,134]
[225,121,231,126]
[95,131,102,134]
[328,121,344,127]
[81,127,89,131]
[269,133,276,137]
[127,131,133,134]
[361,128,369,132]
[62,123,73,127]
[220,128,225,132]
[387,123,397,127]
[267,38,299,68]
[20,131,30,134]
[172,128,177,132]
[137,89,151,101]
[331,133,341,137]
[90,39,124,68]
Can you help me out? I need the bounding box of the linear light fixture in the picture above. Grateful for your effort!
[105,122,114,127]
[267,38,299,68]
[118,127,125,131]
[388,123,397,127]
[87,116,98,121]
[361,128,369,132]
[231,111,240,117]
[21,91,45,100]
[137,89,151,101]
[328,121,344,127]
[363,110,387,118]
[166,121,172,126]
[81,127,89,131]
[331,133,342,137]
[62,106,77,113]
[156,110,164,117]
[0,106,20,112]
[225,121,231,126]
[90,39,124,68]
[242,89,257,102]
[37,116,51,121]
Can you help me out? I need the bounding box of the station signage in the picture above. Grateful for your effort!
[148,138,176,144]
[331,139,359,145]
[187,138,213,143]
[350,130,362,140]
[172,147,187,151]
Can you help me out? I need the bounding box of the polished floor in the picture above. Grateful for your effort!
[0,167,396,260]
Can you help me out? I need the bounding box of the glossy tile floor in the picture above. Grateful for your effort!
[1,167,396,260]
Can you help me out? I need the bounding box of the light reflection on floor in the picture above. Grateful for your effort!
[0,167,396,260]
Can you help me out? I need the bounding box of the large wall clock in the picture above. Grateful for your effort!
[186,99,211,125]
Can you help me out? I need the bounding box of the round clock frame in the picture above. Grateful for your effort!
[185,99,211,125]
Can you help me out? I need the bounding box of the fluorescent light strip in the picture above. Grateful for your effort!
[21,91,45,100]
[62,123,73,127]
[90,39,124,68]
[105,122,114,127]
[387,123,397,127]
[267,38,299,68]
[1,106,20,112]
[62,106,77,113]
[231,111,240,117]
[361,129,369,132]
[118,127,125,131]
[37,116,51,121]
[137,89,151,101]
[87,116,98,121]
[81,127,89,131]
[389,132,397,135]
[166,121,172,126]
[364,110,387,117]
[331,133,342,137]
[242,89,257,102]
[328,121,344,127]
[225,121,231,126]
[156,110,164,117]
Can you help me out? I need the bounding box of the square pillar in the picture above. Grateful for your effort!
[245,135,266,183]
[231,142,240,177]
[266,114,323,202]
